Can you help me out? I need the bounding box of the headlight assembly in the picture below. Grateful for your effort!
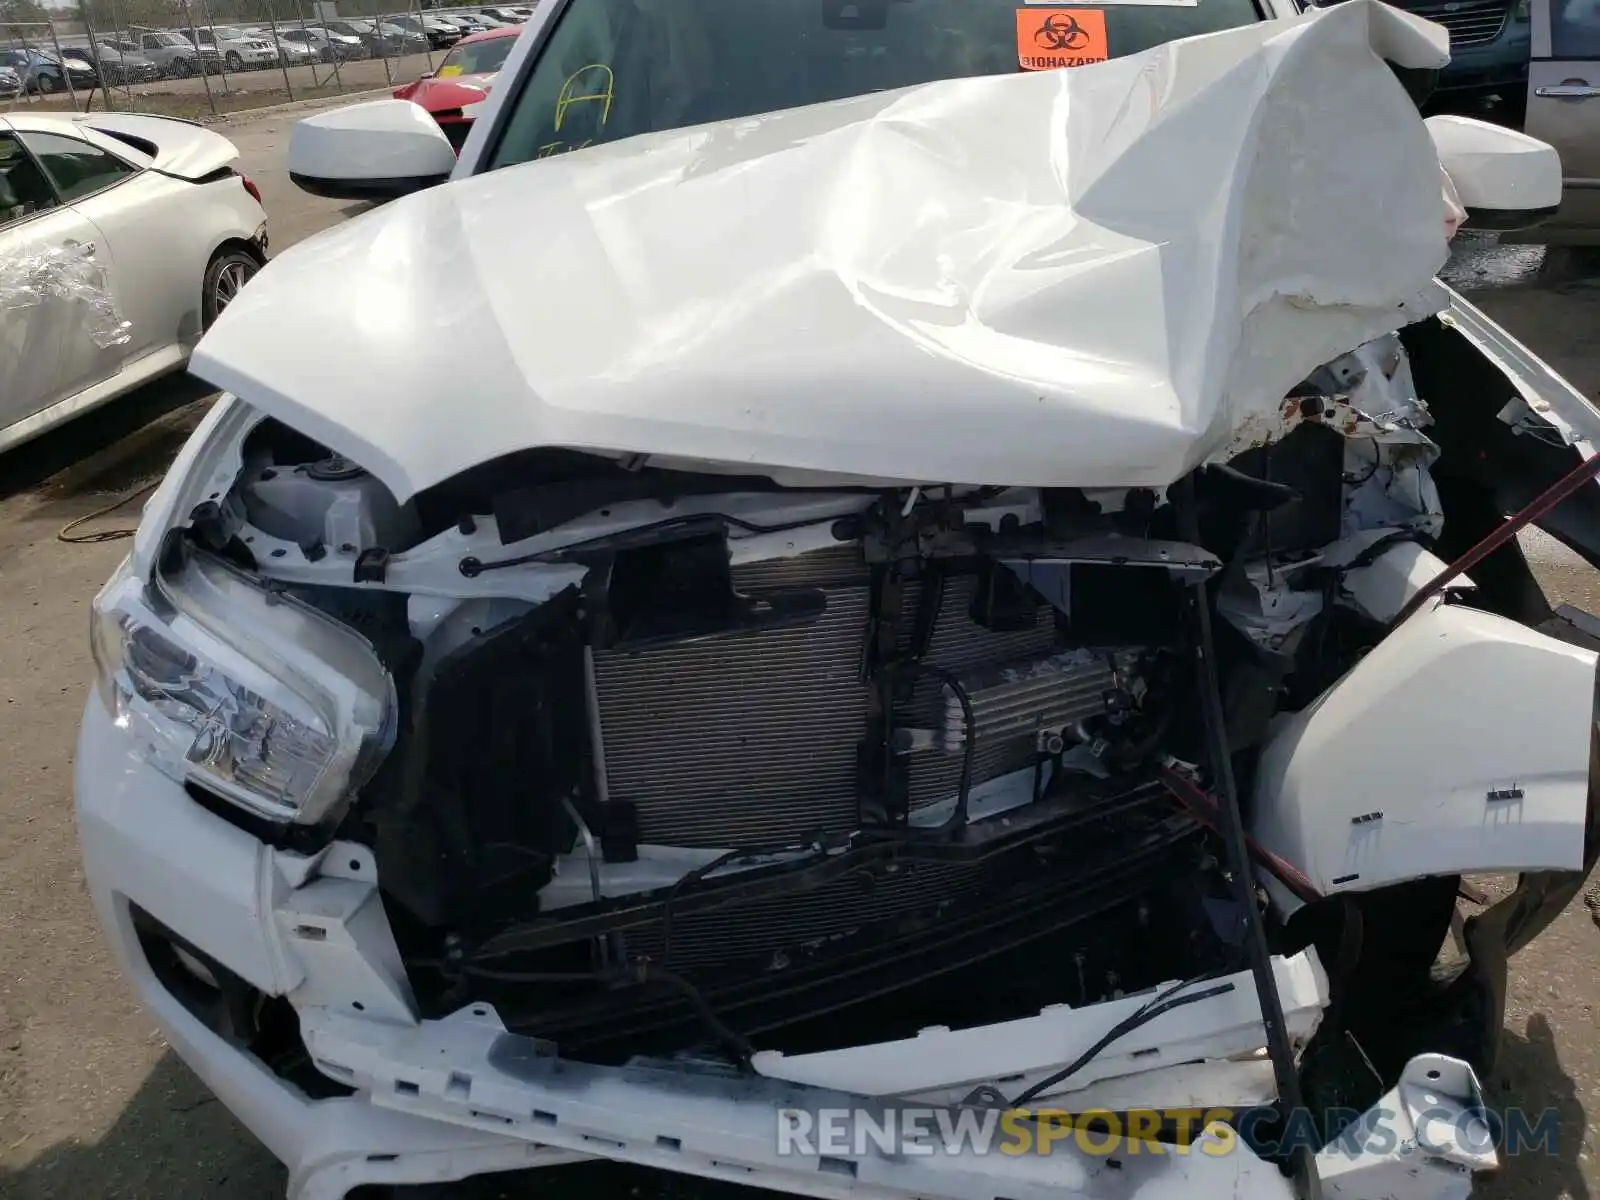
[90,546,396,825]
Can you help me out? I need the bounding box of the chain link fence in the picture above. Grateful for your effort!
[2,0,512,119]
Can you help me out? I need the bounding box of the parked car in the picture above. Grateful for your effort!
[0,48,97,95]
[82,40,164,85]
[273,33,319,67]
[0,110,266,454]
[393,24,518,149]
[385,12,462,48]
[276,25,365,62]
[179,25,279,71]
[58,49,103,84]
[374,20,431,53]
[74,3,1597,1200]
[129,30,220,77]
[323,17,428,55]
[0,65,20,97]
[476,6,530,21]
[241,29,318,67]
[429,12,490,33]
[316,17,379,49]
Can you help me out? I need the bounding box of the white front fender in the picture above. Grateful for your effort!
[1251,600,1596,906]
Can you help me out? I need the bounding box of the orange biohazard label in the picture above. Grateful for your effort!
[1016,8,1108,71]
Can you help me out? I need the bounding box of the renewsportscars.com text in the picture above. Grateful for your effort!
[776,1104,1559,1158]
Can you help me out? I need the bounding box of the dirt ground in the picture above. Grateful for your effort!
[0,125,1598,1197]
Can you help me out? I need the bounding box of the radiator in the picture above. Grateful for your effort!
[591,546,1115,847]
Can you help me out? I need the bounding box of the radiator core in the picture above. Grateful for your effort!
[590,547,1114,847]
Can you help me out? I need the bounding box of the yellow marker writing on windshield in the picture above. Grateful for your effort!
[555,63,615,132]
[436,64,463,77]
[535,139,594,158]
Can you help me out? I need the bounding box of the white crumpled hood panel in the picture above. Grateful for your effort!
[192,0,1451,504]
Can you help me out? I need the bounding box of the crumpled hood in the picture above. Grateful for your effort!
[193,0,1452,504]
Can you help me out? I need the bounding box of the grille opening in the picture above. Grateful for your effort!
[1409,0,1512,48]
[130,902,354,1099]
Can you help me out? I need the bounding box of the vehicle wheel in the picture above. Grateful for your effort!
[37,72,58,94]
[202,249,260,329]
[225,50,244,71]
[173,56,193,77]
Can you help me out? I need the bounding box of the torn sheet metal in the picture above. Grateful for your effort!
[1316,334,1445,540]
[1218,569,1326,653]
[1218,330,1445,651]
[194,0,1453,504]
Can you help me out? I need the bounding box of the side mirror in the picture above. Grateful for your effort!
[289,98,457,202]
[1426,114,1563,231]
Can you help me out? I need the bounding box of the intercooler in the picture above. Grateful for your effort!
[590,545,1123,848]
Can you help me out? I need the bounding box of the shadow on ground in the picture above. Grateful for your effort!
[0,1053,286,1199]
[1476,1012,1593,1200]
[0,374,214,505]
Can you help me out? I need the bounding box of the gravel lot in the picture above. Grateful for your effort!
[0,102,1597,1199]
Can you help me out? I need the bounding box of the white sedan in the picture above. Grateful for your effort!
[0,111,267,455]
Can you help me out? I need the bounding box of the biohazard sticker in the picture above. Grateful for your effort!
[1016,8,1109,70]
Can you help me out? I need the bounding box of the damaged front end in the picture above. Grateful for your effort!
[95,294,1600,1198]
[81,3,1600,1198]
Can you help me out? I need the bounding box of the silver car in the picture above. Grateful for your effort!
[242,29,319,66]
[180,26,280,71]
[131,30,220,77]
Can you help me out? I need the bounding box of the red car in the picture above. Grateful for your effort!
[392,25,519,151]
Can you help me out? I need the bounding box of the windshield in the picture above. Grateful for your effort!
[490,0,1260,169]
[149,32,187,45]
[438,35,516,76]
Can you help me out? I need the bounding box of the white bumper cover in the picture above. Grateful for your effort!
[299,1004,1492,1200]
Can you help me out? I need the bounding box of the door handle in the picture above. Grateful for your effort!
[1536,84,1600,98]
[61,239,96,258]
